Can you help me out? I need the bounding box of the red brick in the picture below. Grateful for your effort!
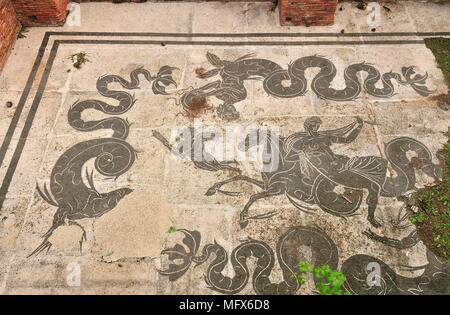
[279,0,338,26]
[0,0,21,72]
[11,0,71,26]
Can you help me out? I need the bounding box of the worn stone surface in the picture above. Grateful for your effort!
[0,2,449,295]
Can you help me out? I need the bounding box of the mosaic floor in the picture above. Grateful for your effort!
[0,2,449,294]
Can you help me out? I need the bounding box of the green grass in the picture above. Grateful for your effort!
[425,38,450,105]
[425,38,450,85]
[17,26,29,39]
[409,39,450,261]
[409,129,450,261]
[167,226,177,233]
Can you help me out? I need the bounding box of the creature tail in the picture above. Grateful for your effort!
[401,66,435,96]
[381,137,442,197]
[27,225,58,258]
[158,229,201,281]
[152,66,178,95]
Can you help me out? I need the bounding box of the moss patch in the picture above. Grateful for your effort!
[424,37,450,104]
[409,129,450,261]
[408,38,450,261]
[69,52,89,70]
[17,26,29,39]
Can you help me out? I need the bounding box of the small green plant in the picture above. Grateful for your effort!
[433,234,450,249]
[410,212,425,223]
[409,127,449,261]
[424,38,450,105]
[69,52,89,69]
[291,261,350,295]
[17,26,29,39]
[105,250,114,257]
[167,226,176,233]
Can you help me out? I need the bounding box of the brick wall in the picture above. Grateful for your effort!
[11,0,70,26]
[0,0,21,72]
[280,0,338,26]
[72,0,272,2]
[73,0,150,2]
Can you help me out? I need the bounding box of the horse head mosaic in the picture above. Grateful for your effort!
[30,52,449,294]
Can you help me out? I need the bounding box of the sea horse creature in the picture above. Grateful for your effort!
[181,52,434,121]
[158,226,338,294]
[205,118,443,229]
[30,66,177,257]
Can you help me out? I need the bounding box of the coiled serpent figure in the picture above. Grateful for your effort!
[160,226,449,295]
[181,53,434,121]
[159,226,338,295]
[341,251,449,295]
[30,66,177,257]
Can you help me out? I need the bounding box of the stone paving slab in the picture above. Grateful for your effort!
[0,2,449,295]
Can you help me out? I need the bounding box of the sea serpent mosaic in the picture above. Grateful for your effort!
[181,53,434,120]
[30,66,177,256]
[159,226,449,295]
